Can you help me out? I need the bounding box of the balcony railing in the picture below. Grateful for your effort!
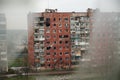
[34,37,45,41]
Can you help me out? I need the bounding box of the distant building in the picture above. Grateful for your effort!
[28,9,93,70]
[0,13,8,72]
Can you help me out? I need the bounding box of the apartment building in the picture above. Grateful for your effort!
[70,9,93,65]
[0,14,8,72]
[28,9,93,70]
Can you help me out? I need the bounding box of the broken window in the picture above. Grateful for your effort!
[46,18,50,27]
[46,46,51,50]
[64,35,69,38]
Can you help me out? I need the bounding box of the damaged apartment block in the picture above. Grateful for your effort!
[28,8,93,70]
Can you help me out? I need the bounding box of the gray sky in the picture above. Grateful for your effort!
[0,0,119,30]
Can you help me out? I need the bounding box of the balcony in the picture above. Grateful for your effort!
[34,32,39,35]
[1,57,7,61]
[34,37,45,41]
[34,26,39,29]
[81,47,86,50]
[34,49,39,52]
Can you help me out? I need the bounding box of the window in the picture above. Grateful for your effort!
[39,23,44,26]
[53,18,56,21]
[65,52,69,54]
[54,41,56,44]
[59,18,62,21]
[46,18,50,21]
[64,35,69,38]
[60,58,62,61]
[35,29,39,33]
[53,35,56,38]
[46,41,50,44]
[60,52,62,55]
[66,57,69,60]
[59,41,62,44]
[46,53,50,55]
[46,46,51,50]
[46,29,50,33]
[48,64,50,67]
[46,18,50,27]
[40,17,44,21]
[53,30,56,33]
[59,29,62,33]
[54,52,56,55]
[59,46,62,50]
[66,29,69,32]
[53,47,56,49]
[64,18,68,21]
[65,23,68,27]
[53,24,56,26]
[46,35,50,39]
[59,35,62,38]
[59,24,62,27]
[66,46,69,49]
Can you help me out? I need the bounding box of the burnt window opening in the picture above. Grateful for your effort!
[64,35,69,38]
[46,22,50,27]
[46,18,50,27]
[46,46,51,50]
[46,18,50,22]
